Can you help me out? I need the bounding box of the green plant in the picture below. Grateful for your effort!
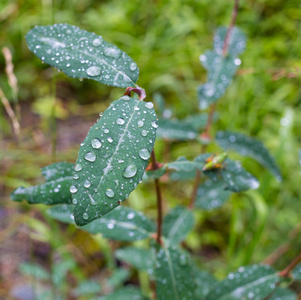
[10,2,301,300]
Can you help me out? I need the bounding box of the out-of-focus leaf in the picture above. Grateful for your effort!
[169,169,196,181]
[115,247,154,271]
[98,286,147,300]
[143,166,166,181]
[107,269,130,289]
[182,113,210,132]
[195,154,259,192]
[155,242,195,300]
[72,96,157,226]
[167,157,203,172]
[216,131,282,181]
[214,26,246,57]
[162,206,194,245]
[193,268,218,299]
[292,263,301,281]
[19,262,49,281]
[73,280,101,296]
[153,92,166,116]
[48,205,155,242]
[10,162,73,205]
[52,258,76,286]
[26,24,139,88]
[206,265,279,300]
[196,179,232,210]
[157,118,197,141]
[198,50,239,110]
[269,288,297,300]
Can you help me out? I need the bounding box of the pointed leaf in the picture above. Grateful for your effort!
[99,286,147,300]
[193,268,217,299]
[115,247,154,271]
[206,265,279,300]
[196,179,232,210]
[214,26,246,57]
[72,96,157,226]
[195,154,259,192]
[10,162,73,205]
[26,24,139,88]
[269,288,297,300]
[163,206,194,245]
[216,131,282,181]
[167,157,203,172]
[47,205,155,241]
[292,263,301,281]
[157,118,197,141]
[198,50,239,110]
[155,242,195,300]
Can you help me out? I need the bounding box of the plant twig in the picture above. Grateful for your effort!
[151,150,163,245]
[278,253,301,278]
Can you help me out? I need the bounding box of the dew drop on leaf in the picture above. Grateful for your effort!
[120,95,131,101]
[83,213,89,220]
[139,149,151,160]
[84,151,96,162]
[130,62,137,71]
[104,128,109,133]
[145,102,154,109]
[91,138,102,149]
[137,120,144,127]
[84,180,91,188]
[141,130,147,137]
[92,37,103,47]
[106,188,115,198]
[122,163,138,178]
[107,136,113,143]
[151,121,159,128]
[74,164,82,171]
[70,185,78,193]
[86,66,101,77]
[72,198,78,204]
[116,117,125,125]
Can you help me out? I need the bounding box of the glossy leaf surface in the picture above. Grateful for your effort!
[206,265,279,300]
[269,288,297,300]
[163,206,194,245]
[155,243,195,300]
[196,179,232,210]
[198,50,239,110]
[72,96,157,226]
[26,24,139,87]
[10,162,73,205]
[194,269,217,299]
[48,205,155,241]
[100,286,147,300]
[216,131,282,181]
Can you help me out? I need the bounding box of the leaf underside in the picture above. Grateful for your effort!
[26,23,139,88]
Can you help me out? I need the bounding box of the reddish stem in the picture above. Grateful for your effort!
[124,86,146,100]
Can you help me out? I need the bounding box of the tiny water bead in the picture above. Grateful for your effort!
[106,188,115,198]
[139,149,151,160]
[72,198,78,204]
[91,138,102,149]
[86,66,101,77]
[107,223,114,229]
[74,163,82,171]
[151,121,159,128]
[145,102,154,109]
[70,185,78,193]
[129,62,137,71]
[104,128,109,133]
[116,117,125,125]
[73,174,79,180]
[122,164,138,178]
[92,37,103,47]
[107,136,113,143]
[83,213,89,220]
[137,120,144,127]
[84,180,91,188]
[141,130,147,137]
[84,151,96,162]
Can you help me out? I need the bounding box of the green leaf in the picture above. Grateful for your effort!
[198,50,239,110]
[52,258,76,286]
[169,169,196,181]
[196,179,232,210]
[269,288,297,300]
[143,166,166,181]
[10,162,73,205]
[98,286,147,300]
[182,113,212,132]
[155,242,195,300]
[47,205,155,242]
[193,268,217,299]
[157,118,197,141]
[115,247,154,271]
[214,26,246,57]
[206,264,279,300]
[167,157,203,172]
[19,262,50,281]
[107,269,131,289]
[216,131,282,181]
[26,24,139,88]
[292,262,301,281]
[195,154,259,192]
[72,96,157,226]
[73,280,101,296]
[162,206,194,245]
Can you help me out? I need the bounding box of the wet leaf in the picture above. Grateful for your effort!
[206,265,279,300]
[72,96,157,226]
[216,131,282,181]
[155,242,195,300]
[157,118,197,141]
[193,268,217,299]
[47,205,155,242]
[196,179,232,210]
[99,286,147,300]
[26,24,139,88]
[10,162,73,205]
[198,50,239,110]
[214,26,246,57]
[162,206,194,245]
[195,154,259,192]
[115,247,154,271]
[269,288,297,300]
[292,263,301,281]
[167,157,203,172]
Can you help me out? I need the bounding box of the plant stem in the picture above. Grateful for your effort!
[278,253,301,278]
[151,150,163,244]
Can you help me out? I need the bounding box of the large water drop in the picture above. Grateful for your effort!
[122,164,137,178]
[91,138,102,149]
[86,66,101,77]
[106,188,115,198]
[139,149,151,160]
[84,151,96,162]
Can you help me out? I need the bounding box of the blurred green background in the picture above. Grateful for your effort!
[1,0,301,298]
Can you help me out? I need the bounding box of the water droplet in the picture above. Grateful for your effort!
[118,159,124,164]
[73,174,79,180]
[137,120,144,127]
[72,198,78,204]
[104,47,121,59]
[92,37,103,47]
[139,149,151,160]
[83,213,89,220]
[122,163,137,178]
[86,66,101,77]
[130,62,137,71]
[234,58,241,66]
[84,180,91,188]
[104,128,109,133]
[116,117,125,125]
[107,136,113,143]
[84,151,96,162]
[88,194,97,205]
[70,185,78,193]
[151,121,158,128]
[120,95,131,101]
[106,188,115,198]
[91,138,102,149]
[74,164,82,171]
[141,130,147,137]
[145,102,154,109]
[107,223,114,229]
[199,54,206,62]
[127,212,135,220]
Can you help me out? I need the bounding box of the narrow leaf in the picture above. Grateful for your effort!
[269,288,297,300]
[167,157,203,172]
[216,131,282,181]
[196,179,232,210]
[162,206,194,245]
[26,24,139,88]
[99,286,147,300]
[155,242,195,300]
[206,264,279,300]
[72,96,157,226]
[10,162,73,205]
